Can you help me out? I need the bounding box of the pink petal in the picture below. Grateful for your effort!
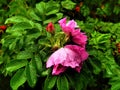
[65,45,89,61]
[75,63,83,73]
[46,47,81,68]
[46,45,88,67]
[61,26,72,34]
[71,30,87,47]
[58,17,66,27]
[59,18,77,35]
[46,48,69,67]
[46,56,54,68]
[52,64,67,75]
[66,20,78,28]
[59,18,88,47]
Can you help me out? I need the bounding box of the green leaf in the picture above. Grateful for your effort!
[43,17,57,24]
[103,3,112,16]
[1,36,16,48]
[56,13,63,20]
[89,58,101,74]
[10,68,27,90]
[9,39,17,50]
[66,71,92,90]
[111,82,120,90]
[46,1,59,15]
[17,51,32,59]
[5,16,30,24]
[6,59,28,72]
[57,75,69,90]
[25,61,37,87]
[39,50,47,62]
[17,36,24,49]
[46,1,59,16]
[8,0,27,16]
[0,56,3,65]
[36,2,46,20]
[34,55,42,73]
[43,13,63,24]
[44,75,57,90]
[34,23,42,31]
[46,9,59,16]
[109,76,120,90]
[29,9,41,21]
[11,22,33,31]
[81,5,90,16]
[6,29,23,37]
[26,33,41,42]
[119,0,120,4]
[113,6,120,15]
[61,0,76,10]
[36,2,46,14]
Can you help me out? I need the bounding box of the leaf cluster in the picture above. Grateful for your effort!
[0,0,120,90]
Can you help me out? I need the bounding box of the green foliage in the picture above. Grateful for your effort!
[44,75,57,90]
[10,69,26,90]
[57,75,69,90]
[0,0,120,90]
[25,61,37,87]
[109,75,120,90]
[6,59,28,73]
[0,0,63,89]
[61,0,76,10]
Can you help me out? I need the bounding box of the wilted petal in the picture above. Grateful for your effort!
[75,63,83,73]
[52,64,67,75]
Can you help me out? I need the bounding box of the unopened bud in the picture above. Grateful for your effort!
[0,25,7,31]
[75,6,80,12]
[46,22,55,34]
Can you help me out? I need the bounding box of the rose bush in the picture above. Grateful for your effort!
[0,0,120,90]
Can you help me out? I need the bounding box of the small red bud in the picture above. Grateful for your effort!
[116,43,120,47]
[0,25,7,31]
[75,6,80,12]
[46,22,55,33]
[118,49,120,53]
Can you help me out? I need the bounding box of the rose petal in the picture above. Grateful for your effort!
[46,45,89,75]
[52,64,67,75]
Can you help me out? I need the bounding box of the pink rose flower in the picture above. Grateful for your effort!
[58,18,87,47]
[46,45,88,75]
